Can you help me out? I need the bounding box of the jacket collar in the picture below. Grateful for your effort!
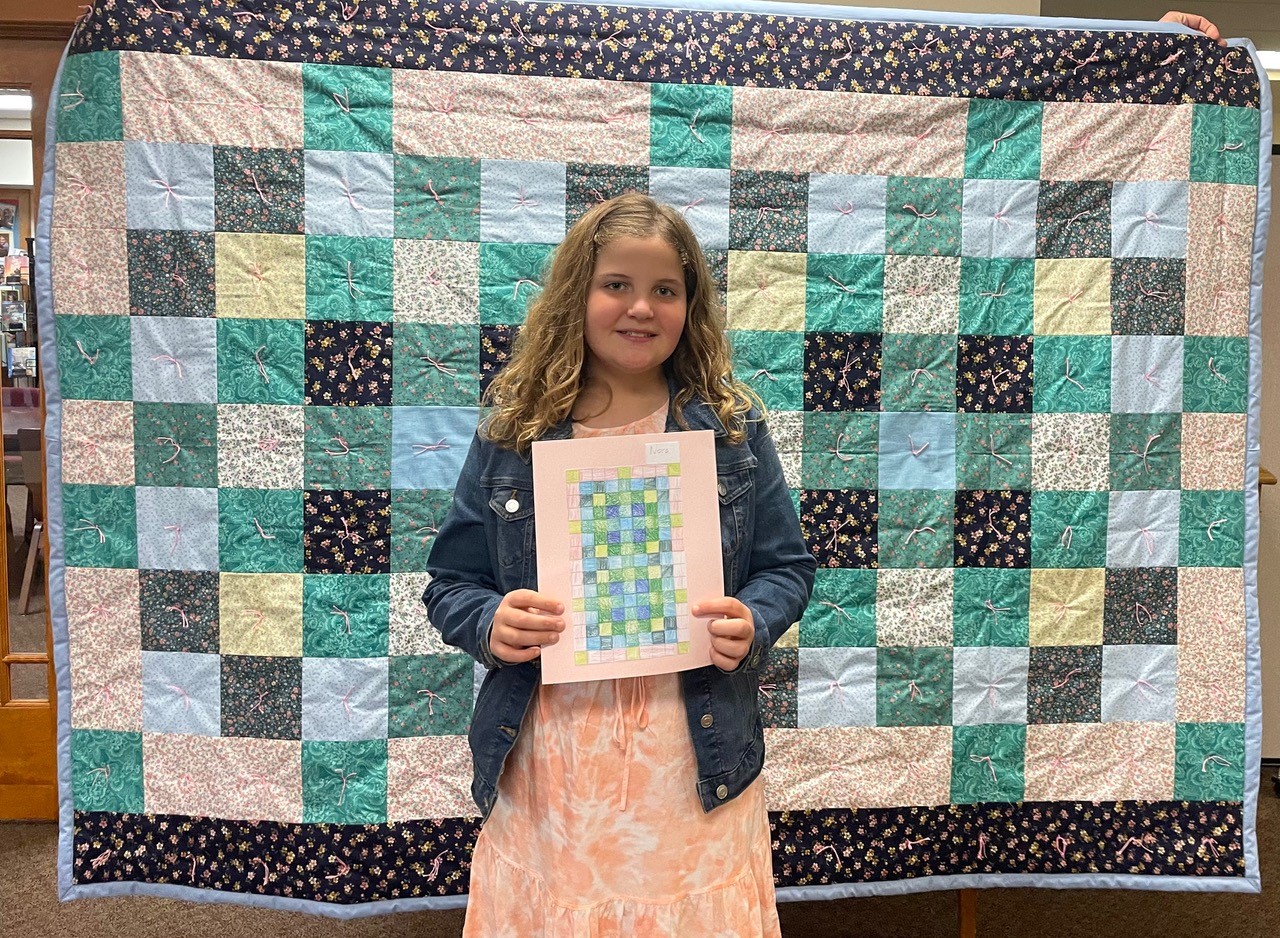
[518,371,727,463]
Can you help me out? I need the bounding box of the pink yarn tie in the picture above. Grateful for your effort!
[331,605,352,634]
[970,755,997,783]
[417,688,447,715]
[814,843,843,869]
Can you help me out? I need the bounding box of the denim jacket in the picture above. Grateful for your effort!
[422,381,816,819]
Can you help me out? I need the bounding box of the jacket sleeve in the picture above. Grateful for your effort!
[733,419,817,670]
[421,433,505,670]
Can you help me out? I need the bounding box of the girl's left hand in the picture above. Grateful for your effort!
[693,597,754,672]
[1160,10,1227,45]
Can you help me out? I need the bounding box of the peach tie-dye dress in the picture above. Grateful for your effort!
[462,402,781,938]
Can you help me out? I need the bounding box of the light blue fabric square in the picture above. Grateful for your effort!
[807,174,887,255]
[879,411,956,490]
[961,179,1038,258]
[302,656,389,741]
[125,141,215,231]
[1111,181,1188,258]
[797,647,877,727]
[136,486,219,571]
[391,406,480,490]
[142,651,221,736]
[1101,644,1177,722]
[304,150,394,238]
[480,160,567,244]
[952,646,1028,725]
[1107,490,1180,568]
[649,166,730,249]
[1111,335,1183,413]
[131,318,218,404]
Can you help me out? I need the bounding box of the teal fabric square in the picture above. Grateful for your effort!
[303,573,390,657]
[479,242,555,325]
[1110,413,1181,491]
[876,646,953,726]
[303,63,392,152]
[391,489,454,573]
[218,488,304,573]
[1030,491,1108,568]
[879,333,957,412]
[387,653,475,736]
[801,411,878,489]
[1032,335,1111,413]
[1174,722,1245,801]
[953,568,1030,645]
[63,484,138,568]
[305,235,393,320]
[302,739,387,824]
[799,568,876,646]
[958,258,1034,334]
[71,729,144,812]
[133,403,218,488]
[56,315,133,400]
[393,322,480,406]
[1183,336,1249,413]
[303,406,393,490]
[1180,490,1244,567]
[217,318,305,405]
[804,254,883,332]
[650,82,732,169]
[885,176,964,256]
[394,154,481,241]
[951,724,1026,804]
[1190,105,1261,185]
[878,489,954,568]
[56,51,123,143]
[964,99,1042,180]
[730,329,803,410]
[956,414,1031,490]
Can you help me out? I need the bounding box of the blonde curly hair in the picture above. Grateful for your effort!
[481,193,763,453]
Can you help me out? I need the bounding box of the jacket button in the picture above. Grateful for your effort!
[716,784,729,799]
[700,713,714,728]
[717,481,727,497]
[505,497,520,512]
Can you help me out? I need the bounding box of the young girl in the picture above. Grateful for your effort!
[422,193,816,935]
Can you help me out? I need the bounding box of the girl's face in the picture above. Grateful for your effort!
[583,235,688,387]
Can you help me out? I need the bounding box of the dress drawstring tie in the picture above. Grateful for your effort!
[612,677,650,812]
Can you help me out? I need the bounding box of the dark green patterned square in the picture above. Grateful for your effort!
[650,83,732,169]
[805,254,883,332]
[303,573,389,657]
[1110,413,1181,491]
[876,646,953,726]
[305,235,393,320]
[885,177,964,256]
[71,729,143,812]
[393,154,481,241]
[133,403,218,488]
[1183,337,1249,413]
[302,739,387,824]
[302,63,392,152]
[799,568,876,646]
[56,52,123,143]
[392,322,480,407]
[391,489,454,573]
[218,488,304,573]
[951,724,1026,804]
[1180,490,1244,567]
[387,653,474,736]
[956,413,1031,490]
[879,333,957,412]
[1174,722,1245,800]
[1030,491,1108,568]
[1031,335,1111,413]
[480,242,554,325]
[63,484,137,568]
[953,568,1030,645]
[56,315,133,400]
[1191,105,1261,185]
[800,411,878,489]
[303,405,393,490]
[964,99,1042,180]
[959,258,1034,334]
[217,318,305,405]
[877,490,954,569]
[729,329,803,410]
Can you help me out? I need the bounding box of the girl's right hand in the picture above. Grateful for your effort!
[490,589,566,664]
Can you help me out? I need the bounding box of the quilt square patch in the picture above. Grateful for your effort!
[958,258,1034,335]
[799,568,877,647]
[219,654,304,740]
[798,647,877,727]
[213,146,305,234]
[393,154,482,242]
[1027,645,1102,723]
[952,568,1030,646]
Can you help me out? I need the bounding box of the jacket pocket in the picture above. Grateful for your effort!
[488,485,535,574]
[716,467,754,580]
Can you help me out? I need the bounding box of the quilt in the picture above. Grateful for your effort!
[42,0,1269,914]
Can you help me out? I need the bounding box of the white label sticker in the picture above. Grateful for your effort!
[646,441,680,463]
